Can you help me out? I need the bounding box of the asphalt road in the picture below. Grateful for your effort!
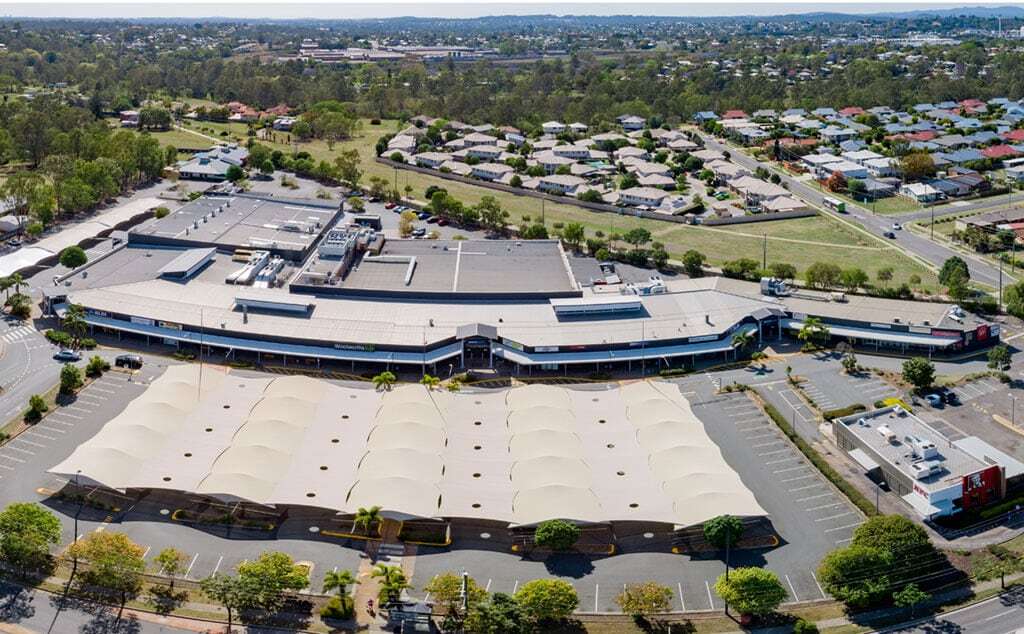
[697,133,1015,289]
[0,319,62,426]
[882,587,1024,634]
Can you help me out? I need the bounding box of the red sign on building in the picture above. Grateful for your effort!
[961,465,1003,510]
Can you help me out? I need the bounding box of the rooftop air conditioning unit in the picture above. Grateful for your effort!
[877,425,897,444]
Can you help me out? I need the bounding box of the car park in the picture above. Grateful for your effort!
[54,349,81,362]
[115,354,143,369]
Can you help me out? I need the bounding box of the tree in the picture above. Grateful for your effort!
[26,394,48,421]
[561,222,585,251]
[353,505,381,534]
[839,268,869,291]
[902,357,935,392]
[797,316,830,348]
[818,544,893,608]
[769,262,797,281]
[67,532,146,607]
[372,371,396,391]
[703,515,744,549]
[155,547,187,589]
[84,355,109,378]
[533,519,581,551]
[714,567,787,617]
[876,267,894,287]
[322,569,358,597]
[201,573,249,632]
[514,578,579,623]
[476,196,509,234]
[988,344,1011,370]
[825,172,847,193]
[681,250,706,277]
[939,257,970,287]
[63,304,88,349]
[731,332,754,357]
[805,261,842,289]
[59,363,83,395]
[236,551,309,612]
[851,515,932,563]
[346,196,365,213]
[1005,281,1024,319]
[332,149,362,188]
[622,228,652,251]
[842,352,858,374]
[372,563,411,604]
[399,210,417,237]
[467,593,525,634]
[420,374,441,389]
[424,572,487,618]
[615,582,673,617]
[0,503,61,572]
[226,164,245,182]
[900,152,937,182]
[722,258,760,281]
[893,583,930,618]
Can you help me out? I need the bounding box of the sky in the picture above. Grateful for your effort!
[0,1,1020,20]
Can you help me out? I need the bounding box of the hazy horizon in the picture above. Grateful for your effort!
[0,1,1020,20]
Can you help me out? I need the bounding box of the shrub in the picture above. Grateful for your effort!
[80,338,97,350]
[533,519,581,551]
[821,404,867,419]
[59,364,84,395]
[85,356,110,377]
[319,595,354,619]
[153,206,171,219]
[45,330,72,347]
[793,618,819,634]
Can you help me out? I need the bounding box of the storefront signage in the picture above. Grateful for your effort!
[535,345,559,352]
[158,321,182,331]
[930,329,961,338]
[909,326,931,334]
[869,323,892,329]
[130,316,155,326]
[502,339,525,351]
[333,342,375,352]
[689,334,718,343]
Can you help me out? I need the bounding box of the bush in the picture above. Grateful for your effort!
[153,206,171,219]
[59,364,83,395]
[793,618,819,634]
[85,356,110,378]
[533,519,580,551]
[821,404,867,419]
[319,595,354,619]
[80,338,97,350]
[45,330,72,347]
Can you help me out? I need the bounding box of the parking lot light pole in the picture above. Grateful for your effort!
[875,480,886,513]
[1012,396,1017,427]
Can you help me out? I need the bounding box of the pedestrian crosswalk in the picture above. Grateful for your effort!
[0,326,36,343]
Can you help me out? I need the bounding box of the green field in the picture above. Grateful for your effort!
[167,118,937,289]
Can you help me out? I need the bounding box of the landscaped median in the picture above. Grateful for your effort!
[748,388,879,518]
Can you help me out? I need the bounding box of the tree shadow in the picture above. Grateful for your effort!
[48,593,142,634]
[0,582,36,623]
[635,616,696,633]
[541,553,596,578]
[147,586,187,615]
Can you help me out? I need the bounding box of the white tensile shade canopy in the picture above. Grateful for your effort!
[50,368,767,527]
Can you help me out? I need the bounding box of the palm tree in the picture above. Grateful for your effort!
[372,371,396,392]
[731,331,754,358]
[63,304,87,349]
[322,569,358,598]
[420,374,441,390]
[798,317,830,348]
[371,564,411,605]
[353,505,381,535]
[0,277,12,302]
[9,273,23,296]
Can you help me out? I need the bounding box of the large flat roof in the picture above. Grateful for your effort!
[129,194,339,257]
[50,366,765,527]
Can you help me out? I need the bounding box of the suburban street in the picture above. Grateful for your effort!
[883,588,1024,634]
[697,133,1017,289]
[0,320,61,426]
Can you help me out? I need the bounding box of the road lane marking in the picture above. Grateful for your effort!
[983,608,1018,621]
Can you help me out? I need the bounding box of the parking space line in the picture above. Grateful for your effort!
[485,578,492,592]
[64,406,92,413]
[677,582,685,611]
[15,438,45,448]
[757,449,790,456]
[773,466,805,474]
[825,522,862,533]
[49,412,82,420]
[705,580,714,609]
[744,431,776,439]
[806,502,843,511]
[3,446,33,455]
[512,579,518,594]
[766,457,798,465]
[212,555,224,575]
[811,572,826,599]
[815,512,853,522]
[37,425,66,434]
[0,463,14,470]
[785,574,799,602]
[184,553,199,579]
[789,483,823,492]
[25,430,57,441]
[780,474,815,483]
[796,492,832,502]
[751,440,783,448]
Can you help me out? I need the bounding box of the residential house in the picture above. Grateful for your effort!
[838,106,864,117]
[693,111,718,123]
[387,135,418,153]
[552,145,594,160]
[413,152,451,169]
[467,145,503,161]
[782,108,807,117]
[463,132,498,147]
[752,109,778,121]
[861,178,897,199]
[819,126,859,144]
[763,196,810,212]
[982,145,1023,161]
[812,107,838,119]
[628,161,673,177]
[119,110,140,128]
[439,160,472,176]
[178,145,249,181]
[839,139,867,153]
[821,161,869,180]
[471,163,514,181]
[569,122,589,135]
[864,157,899,177]
[272,116,296,131]
[533,151,576,174]
[841,149,883,165]
[947,172,991,195]
[706,159,750,183]
[692,149,725,162]
[618,186,670,207]
[637,173,676,189]
[802,153,843,175]
[616,146,650,161]
[941,149,985,165]
[727,175,789,207]
[618,115,647,131]
[899,182,943,202]
[737,127,769,145]
[537,174,586,196]
[504,132,526,147]
[722,109,749,120]
[668,137,699,152]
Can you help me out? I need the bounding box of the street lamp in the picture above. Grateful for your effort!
[1012,396,1017,427]
[875,480,886,513]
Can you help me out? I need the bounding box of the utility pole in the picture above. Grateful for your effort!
[724,524,731,617]
[999,256,1004,309]
[762,233,767,270]
[930,204,935,241]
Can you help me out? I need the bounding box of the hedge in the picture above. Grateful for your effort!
[821,403,866,420]
[756,392,878,518]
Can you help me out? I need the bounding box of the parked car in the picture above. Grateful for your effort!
[6,239,21,248]
[437,218,449,226]
[412,227,427,237]
[417,211,432,220]
[54,349,81,362]
[934,387,959,405]
[426,216,439,224]
[385,202,397,210]
[924,393,943,407]
[883,231,896,239]
[115,354,143,369]
[891,223,903,231]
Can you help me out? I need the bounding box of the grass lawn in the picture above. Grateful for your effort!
[831,191,922,215]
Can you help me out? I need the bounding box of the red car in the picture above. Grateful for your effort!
[437,218,449,226]
[384,202,397,210]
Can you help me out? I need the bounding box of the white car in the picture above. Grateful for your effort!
[891,223,903,231]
